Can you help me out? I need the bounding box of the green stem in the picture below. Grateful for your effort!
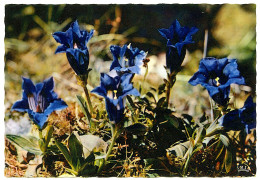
[166,84,171,107]
[166,74,176,107]
[97,124,118,174]
[83,84,94,116]
[39,129,43,140]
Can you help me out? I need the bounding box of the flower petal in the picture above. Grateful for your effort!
[11,99,29,112]
[218,109,243,131]
[158,28,172,40]
[91,86,107,97]
[28,110,48,129]
[55,44,68,54]
[44,99,68,115]
[188,72,208,86]
[22,77,36,96]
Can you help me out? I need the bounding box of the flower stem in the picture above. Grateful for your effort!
[38,129,43,139]
[83,84,94,116]
[166,84,172,107]
[166,73,176,107]
[97,124,118,174]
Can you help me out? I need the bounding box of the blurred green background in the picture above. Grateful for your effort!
[4,4,256,117]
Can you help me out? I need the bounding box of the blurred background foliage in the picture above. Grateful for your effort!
[5,3,256,121]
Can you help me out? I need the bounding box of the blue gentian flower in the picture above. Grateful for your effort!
[219,96,256,134]
[189,57,245,106]
[11,77,68,129]
[158,19,198,73]
[110,44,147,74]
[53,20,94,75]
[91,73,140,123]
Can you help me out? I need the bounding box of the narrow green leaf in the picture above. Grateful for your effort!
[125,123,148,135]
[157,97,166,108]
[78,152,95,173]
[44,125,54,147]
[167,141,191,158]
[126,95,136,108]
[76,95,91,124]
[194,127,206,145]
[224,148,232,173]
[6,134,41,155]
[220,134,230,147]
[38,139,46,152]
[68,133,83,167]
[146,92,156,103]
[54,139,73,169]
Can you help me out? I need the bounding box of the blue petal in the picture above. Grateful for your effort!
[55,44,68,54]
[120,73,134,86]
[66,48,89,75]
[223,59,245,85]
[42,77,55,92]
[127,66,141,74]
[91,86,107,97]
[84,29,94,44]
[100,73,120,90]
[210,87,230,106]
[245,122,256,134]
[203,84,221,97]
[188,72,208,86]
[35,82,44,96]
[110,57,122,71]
[175,42,185,56]
[158,28,172,40]
[22,77,36,96]
[52,28,73,48]
[28,110,48,129]
[71,20,81,38]
[11,99,29,112]
[44,99,68,115]
[218,109,243,131]
[243,96,255,109]
[110,45,122,60]
[123,88,140,97]
[105,98,124,123]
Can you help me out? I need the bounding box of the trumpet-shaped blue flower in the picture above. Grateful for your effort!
[12,77,68,129]
[158,19,198,73]
[189,57,245,106]
[219,96,256,134]
[53,20,94,75]
[110,44,147,74]
[91,73,140,123]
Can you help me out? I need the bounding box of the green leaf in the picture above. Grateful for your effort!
[6,134,41,155]
[147,173,160,178]
[125,123,148,135]
[167,141,191,158]
[54,139,73,169]
[78,152,95,174]
[68,133,83,168]
[220,134,230,147]
[202,136,216,146]
[158,83,166,95]
[194,127,206,145]
[76,95,91,124]
[38,139,46,152]
[44,125,54,146]
[183,143,194,175]
[146,92,156,103]
[163,114,179,129]
[157,97,166,108]
[224,148,232,173]
[126,95,137,108]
